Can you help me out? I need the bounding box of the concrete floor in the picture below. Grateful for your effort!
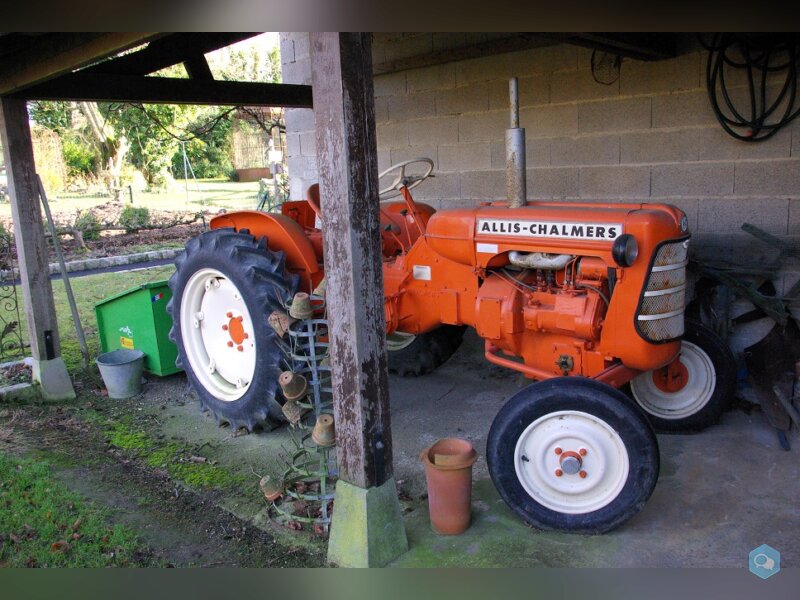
[136,330,799,568]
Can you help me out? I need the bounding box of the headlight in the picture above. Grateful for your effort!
[612,234,638,267]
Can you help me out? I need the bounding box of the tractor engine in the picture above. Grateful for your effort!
[384,202,691,383]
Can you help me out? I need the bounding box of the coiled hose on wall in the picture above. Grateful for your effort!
[701,33,800,142]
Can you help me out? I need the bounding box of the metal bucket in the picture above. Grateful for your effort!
[96,349,145,399]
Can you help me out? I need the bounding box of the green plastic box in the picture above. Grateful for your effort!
[95,281,182,376]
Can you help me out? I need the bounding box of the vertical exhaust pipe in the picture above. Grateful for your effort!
[506,77,527,208]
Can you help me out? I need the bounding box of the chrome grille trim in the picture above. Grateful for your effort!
[636,238,689,342]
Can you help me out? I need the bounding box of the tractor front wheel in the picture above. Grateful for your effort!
[386,325,466,377]
[629,318,736,433]
[167,228,297,431]
[487,377,659,534]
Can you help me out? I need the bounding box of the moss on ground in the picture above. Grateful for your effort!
[103,419,247,492]
[0,452,157,567]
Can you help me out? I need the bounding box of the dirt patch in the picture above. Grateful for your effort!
[0,406,326,567]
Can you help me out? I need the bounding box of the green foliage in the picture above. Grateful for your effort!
[118,206,150,233]
[170,117,233,179]
[29,101,73,133]
[105,103,235,185]
[74,210,101,241]
[62,134,97,176]
[213,43,281,84]
[0,453,149,567]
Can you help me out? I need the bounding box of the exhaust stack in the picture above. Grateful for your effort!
[506,77,527,208]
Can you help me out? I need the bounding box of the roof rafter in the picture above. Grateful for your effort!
[14,71,313,108]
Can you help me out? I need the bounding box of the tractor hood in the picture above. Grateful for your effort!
[424,201,688,268]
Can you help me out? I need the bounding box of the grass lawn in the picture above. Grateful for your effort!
[0,265,176,372]
[0,452,153,567]
[0,179,262,221]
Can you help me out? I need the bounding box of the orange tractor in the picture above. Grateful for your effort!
[168,81,734,533]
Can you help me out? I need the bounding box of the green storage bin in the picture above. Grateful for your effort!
[95,281,182,376]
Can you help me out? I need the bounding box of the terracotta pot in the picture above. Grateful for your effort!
[259,476,284,502]
[289,292,314,320]
[420,438,478,535]
[311,414,336,447]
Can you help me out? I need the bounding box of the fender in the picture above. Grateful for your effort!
[210,211,322,291]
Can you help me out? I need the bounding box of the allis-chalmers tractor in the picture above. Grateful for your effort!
[168,81,735,533]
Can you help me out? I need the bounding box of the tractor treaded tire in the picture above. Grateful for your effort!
[487,377,660,534]
[387,325,466,377]
[167,227,297,432]
[629,318,736,433]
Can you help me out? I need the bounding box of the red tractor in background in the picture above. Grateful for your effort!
[167,82,735,533]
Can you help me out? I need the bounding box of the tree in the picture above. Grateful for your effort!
[79,102,128,190]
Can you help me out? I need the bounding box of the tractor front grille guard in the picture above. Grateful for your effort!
[636,237,691,343]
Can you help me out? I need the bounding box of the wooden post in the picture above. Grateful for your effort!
[310,32,407,567]
[0,97,74,400]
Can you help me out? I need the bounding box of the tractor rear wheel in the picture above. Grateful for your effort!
[487,377,659,534]
[167,228,297,431]
[386,325,466,376]
[629,318,736,433]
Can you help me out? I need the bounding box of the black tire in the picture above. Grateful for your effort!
[629,318,736,433]
[386,325,466,376]
[167,228,297,431]
[487,377,659,534]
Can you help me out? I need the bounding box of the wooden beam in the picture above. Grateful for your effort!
[310,32,392,489]
[87,33,257,77]
[373,33,558,75]
[372,32,678,76]
[0,32,160,95]
[183,55,214,81]
[0,97,61,361]
[543,33,677,61]
[16,72,313,108]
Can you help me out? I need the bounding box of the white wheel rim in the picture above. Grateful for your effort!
[180,268,256,402]
[386,331,416,351]
[514,410,629,514]
[630,341,715,420]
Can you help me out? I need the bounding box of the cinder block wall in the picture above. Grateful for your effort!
[281,33,799,287]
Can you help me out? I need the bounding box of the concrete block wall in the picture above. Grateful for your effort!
[281,33,799,285]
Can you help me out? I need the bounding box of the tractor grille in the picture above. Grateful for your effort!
[637,238,690,342]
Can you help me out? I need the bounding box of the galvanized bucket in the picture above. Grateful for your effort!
[96,349,145,399]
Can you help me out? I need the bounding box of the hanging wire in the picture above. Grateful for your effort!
[700,33,800,142]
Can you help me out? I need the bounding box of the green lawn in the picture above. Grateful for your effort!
[0,179,262,221]
[0,452,153,567]
[0,265,176,372]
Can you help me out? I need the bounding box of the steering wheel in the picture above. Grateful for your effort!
[378,157,434,200]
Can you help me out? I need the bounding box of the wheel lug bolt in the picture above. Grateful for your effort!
[222,324,228,331]
[579,448,587,456]
[227,341,233,347]
[554,447,562,455]
[237,316,243,322]
[237,345,243,352]
[243,333,249,339]
[579,471,587,478]
[555,469,563,477]
[226,312,233,318]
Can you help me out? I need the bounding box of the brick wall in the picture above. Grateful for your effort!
[281,33,799,291]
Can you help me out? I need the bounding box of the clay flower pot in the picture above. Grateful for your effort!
[311,414,336,447]
[420,438,478,535]
[259,476,284,502]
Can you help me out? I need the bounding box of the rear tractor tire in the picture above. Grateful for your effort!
[629,318,736,433]
[167,228,298,432]
[386,325,466,377]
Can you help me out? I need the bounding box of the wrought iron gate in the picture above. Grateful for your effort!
[0,229,26,361]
